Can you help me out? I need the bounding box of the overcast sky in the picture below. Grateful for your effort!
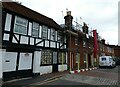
[11,0,119,45]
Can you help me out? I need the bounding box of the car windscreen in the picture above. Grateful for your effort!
[101,58,106,61]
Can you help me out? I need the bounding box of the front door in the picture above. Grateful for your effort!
[88,54,91,67]
[52,52,58,72]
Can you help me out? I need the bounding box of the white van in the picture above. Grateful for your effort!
[99,56,116,68]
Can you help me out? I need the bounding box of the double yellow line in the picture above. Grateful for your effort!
[29,75,63,86]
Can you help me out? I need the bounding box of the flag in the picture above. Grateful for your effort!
[93,30,98,58]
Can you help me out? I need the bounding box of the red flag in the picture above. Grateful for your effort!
[93,30,98,58]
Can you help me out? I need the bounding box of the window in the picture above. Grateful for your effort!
[76,53,80,63]
[41,50,52,64]
[83,41,86,47]
[75,38,78,45]
[32,22,39,37]
[57,31,63,43]
[14,16,28,35]
[101,58,106,61]
[51,28,56,41]
[58,52,66,63]
[42,25,48,39]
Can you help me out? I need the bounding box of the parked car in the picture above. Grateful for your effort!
[114,57,120,65]
[99,56,116,68]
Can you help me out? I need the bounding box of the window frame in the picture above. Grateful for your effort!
[51,28,56,41]
[41,50,52,65]
[42,25,48,39]
[58,52,66,64]
[14,16,28,35]
[32,22,39,37]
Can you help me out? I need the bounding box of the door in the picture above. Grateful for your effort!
[88,54,91,67]
[52,52,58,72]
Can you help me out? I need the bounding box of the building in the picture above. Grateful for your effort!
[1,2,67,81]
[63,11,95,71]
[1,2,117,82]
[109,45,120,65]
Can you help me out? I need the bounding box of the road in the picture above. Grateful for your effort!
[2,66,120,86]
[41,66,120,86]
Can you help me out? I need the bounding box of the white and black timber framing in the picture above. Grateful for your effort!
[2,2,67,81]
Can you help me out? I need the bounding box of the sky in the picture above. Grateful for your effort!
[5,0,119,45]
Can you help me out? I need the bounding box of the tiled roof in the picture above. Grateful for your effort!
[2,2,62,30]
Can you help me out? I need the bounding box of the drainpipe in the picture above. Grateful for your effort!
[86,53,88,68]
[78,53,80,71]
[62,52,64,71]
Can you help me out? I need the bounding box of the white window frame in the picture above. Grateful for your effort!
[42,25,48,39]
[14,16,28,35]
[32,22,39,37]
[57,31,63,43]
[51,28,56,41]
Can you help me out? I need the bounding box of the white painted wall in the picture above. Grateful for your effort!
[48,29,50,40]
[36,39,42,44]
[58,64,67,71]
[18,53,32,70]
[45,40,49,47]
[0,49,6,79]
[20,36,28,44]
[39,26,42,38]
[28,22,32,36]
[30,37,34,45]
[33,51,41,73]
[50,42,55,48]
[39,66,52,75]
[57,43,59,48]
[4,13,12,31]
[3,34,9,41]
[60,43,63,49]
[12,34,19,43]
[3,52,17,72]
[37,42,43,46]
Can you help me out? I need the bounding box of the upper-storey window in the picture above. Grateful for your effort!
[51,28,56,41]
[32,22,39,37]
[75,38,78,45]
[57,31,63,43]
[42,25,48,39]
[14,16,28,35]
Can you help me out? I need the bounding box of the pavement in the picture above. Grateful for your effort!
[2,71,68,87]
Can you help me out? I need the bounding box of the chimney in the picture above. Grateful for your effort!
[101,39,105,44]
[64,11,73,30]
[82,22,88,34]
